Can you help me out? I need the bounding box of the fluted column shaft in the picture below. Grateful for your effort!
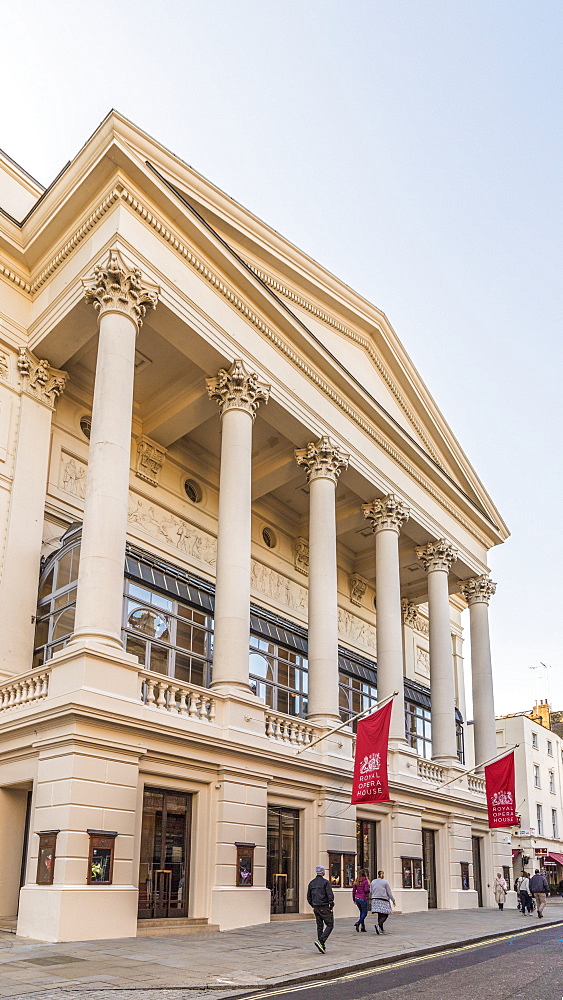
[296,436,349,725]
[73,251,159,647]
[461,576,497,770]
[363,495,410,743]
[207,360,270,692]
[417,540,459,764]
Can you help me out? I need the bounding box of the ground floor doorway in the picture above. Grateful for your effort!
[356,819,377,878]
[267,806,299,913]
[422,828,437,908]
[472,835,483,906]
[138,787,192,919]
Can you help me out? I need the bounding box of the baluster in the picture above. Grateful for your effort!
[168,685,179,712]
[178,688,188,715]
[156,683,167,710]
[188,692,198,717]
[208,698,216,723]
[40,674,49,698]
[144,677,155,705]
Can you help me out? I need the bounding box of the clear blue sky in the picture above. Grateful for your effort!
[2,0,561,714]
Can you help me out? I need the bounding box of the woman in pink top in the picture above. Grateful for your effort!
[352,869,371,932]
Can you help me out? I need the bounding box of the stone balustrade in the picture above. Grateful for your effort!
[417,758,445,783]
[0,668,50,712]
[467,774,486,794]
[265,711,315,746]
[140,671,216,723]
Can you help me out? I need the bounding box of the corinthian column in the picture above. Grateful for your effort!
[362,495,410,743]
[460,575,497,770]
[207,359,270,693]
[295,436,349,725]
[416,539,459,765]
[71,251,159,648]
[0,351,67,679]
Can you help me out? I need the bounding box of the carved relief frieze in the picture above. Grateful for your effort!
[127,494,216,566]
[17,348,67,408]
[136,436,166,487]
[416,646,430,678]
[293,537,309,575]
[338,608,376,652]
[251,560,307,615]
[349,573,368,606]
[60,453,87,500]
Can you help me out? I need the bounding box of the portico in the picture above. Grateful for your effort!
[0,112,509,940]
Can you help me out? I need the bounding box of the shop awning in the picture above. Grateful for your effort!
[546,853,563,865]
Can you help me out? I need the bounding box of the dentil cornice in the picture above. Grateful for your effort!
[206,358,271,419]
[295,435,349,484]
[362,493,410,533]
[416,538,459,574]
[17,348,67,408]
[83,249,160,328]
[459,575,496,606]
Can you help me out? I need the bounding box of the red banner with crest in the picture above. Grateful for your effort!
[351,699,393,804]
[485,751,518,828]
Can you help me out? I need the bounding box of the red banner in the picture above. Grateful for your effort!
[351,700,393,804]
[485,751,518,828]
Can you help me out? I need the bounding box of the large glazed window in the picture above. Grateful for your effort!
[339,674,377,730]
[123,580,213,686]
[249,635,308,716]
[33,532,81,667]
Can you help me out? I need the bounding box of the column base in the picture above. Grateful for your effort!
[432,755,459,768]
[306,714,342,729]
[210,680,252,697]
[17,885,139,941]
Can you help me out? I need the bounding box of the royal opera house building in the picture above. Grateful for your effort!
[0,112,511,942]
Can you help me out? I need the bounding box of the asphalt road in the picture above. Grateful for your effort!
[239,923,563,1000]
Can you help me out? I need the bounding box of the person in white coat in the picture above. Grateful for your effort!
[493,873,507,910]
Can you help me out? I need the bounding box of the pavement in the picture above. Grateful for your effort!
[1,900,563,1000]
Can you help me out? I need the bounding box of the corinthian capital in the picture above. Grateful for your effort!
[460,575,497,606]
[17,348,67,408]
[206,359,270,419]
[416,538,458,574]
[83,250,160,329]
[362,493,410,533]
[295,435,349,484]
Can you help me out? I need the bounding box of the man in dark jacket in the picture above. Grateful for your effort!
[529,869,550,918]
[307,865,335,952]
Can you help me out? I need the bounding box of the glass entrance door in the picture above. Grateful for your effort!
[472,836,483,906]
[267,806,300,914]
[138,787,191,919]
[422,828,437,908]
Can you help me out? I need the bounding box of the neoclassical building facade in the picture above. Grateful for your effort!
[0,114,510,942]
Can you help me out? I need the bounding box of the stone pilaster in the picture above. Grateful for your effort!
[295,436,349,725]
[0,351,67,678]
[363,495,410,742]
[207,360,270,692]
[416,539,459,765]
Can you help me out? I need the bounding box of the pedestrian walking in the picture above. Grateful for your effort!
[493,872,507,910]
[352,869,371,932]
[529,869,550,918]
[370,869,395,934]
[516,872,533,914]
[307,865,334,953]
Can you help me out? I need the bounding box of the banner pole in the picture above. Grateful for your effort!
[295,691,399,755]
[434,744,519,790]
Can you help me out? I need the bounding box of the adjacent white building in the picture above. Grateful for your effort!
[0,113,511,942]
[495,703,563,888]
